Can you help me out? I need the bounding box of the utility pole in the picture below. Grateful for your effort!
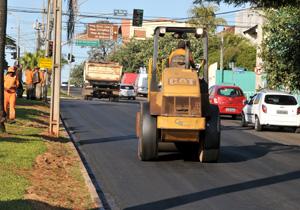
[220,34,224,71]
[44,0,53,101]
[49,0,62,137]
[41,0,45,50]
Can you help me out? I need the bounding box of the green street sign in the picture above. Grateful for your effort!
[75,40,99,46]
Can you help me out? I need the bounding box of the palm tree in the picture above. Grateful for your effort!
[19,50,45,70]
[188,3,227,33]
[19,50,68,85]
[0,0,7,132]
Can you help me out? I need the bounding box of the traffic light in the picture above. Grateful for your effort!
[68,53,75,62]
[11,52,17,59]
[132,9,144,27]
[48,41,53,57]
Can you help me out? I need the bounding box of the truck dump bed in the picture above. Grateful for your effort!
[84,62,123,83]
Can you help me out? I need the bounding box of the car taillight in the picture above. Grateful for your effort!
[297,107,300,115]
[119,89,122,92]
[262,104,267,113]
[134,90,136,93]
[213,98,218,104]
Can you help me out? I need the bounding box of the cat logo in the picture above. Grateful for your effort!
[168,78,196,86]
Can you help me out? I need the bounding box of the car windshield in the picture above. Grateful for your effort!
[121,85,134,90]
[217,88,243,97]
[264,95,297,105]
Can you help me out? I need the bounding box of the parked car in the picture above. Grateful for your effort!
[209,85,247,119]
[134,73,148,97]
[241,90,300,132]
[61,82,68,87]
[119,84,136,100]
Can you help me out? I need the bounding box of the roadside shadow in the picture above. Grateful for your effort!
[78,135,137,145]
[16,107,49,127]
[0,199,99,210]
[219,142,300,163]
[152,141,300,163]
[123,170,300,210]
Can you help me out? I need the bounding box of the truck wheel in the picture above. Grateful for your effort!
[83,95,88,100]
[138,102,158,161]
[199,104,221,163]
[109,97,115,102]
[241,112,248,127]
[88,96,93,100]
[133,97,136,100]
[115,97,119,102]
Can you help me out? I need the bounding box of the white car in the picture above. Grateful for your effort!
[241,90,300,132]
[119,84,136,100]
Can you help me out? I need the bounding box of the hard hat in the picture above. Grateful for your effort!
[40,68,46,71]
[7,67,15,73]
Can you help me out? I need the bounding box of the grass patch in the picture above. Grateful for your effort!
[0,98,96,209]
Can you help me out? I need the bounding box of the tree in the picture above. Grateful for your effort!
[108,35,179,73]
[192,0,300,9]
[208,33,256,71]
[19,50,45,69]
[70,62,84,86]
[188,3,227,33]
[0,0,7,132]
[260,6,300,92]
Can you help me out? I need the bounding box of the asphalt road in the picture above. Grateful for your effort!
[60,87,300,210]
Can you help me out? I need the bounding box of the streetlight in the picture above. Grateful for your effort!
[8,11,20,65]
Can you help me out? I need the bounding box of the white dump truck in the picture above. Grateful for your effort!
[82,60,123,102]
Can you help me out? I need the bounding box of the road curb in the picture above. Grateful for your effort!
[60,117,105,210]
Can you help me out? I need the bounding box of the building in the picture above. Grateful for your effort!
[120,18,189,42]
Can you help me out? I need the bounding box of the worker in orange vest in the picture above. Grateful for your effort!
[4,67,19,124]
[39,68,45,99]
[169,40,196,68]
[24,66,33,100]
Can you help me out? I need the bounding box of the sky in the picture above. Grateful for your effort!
[7,0,249,82]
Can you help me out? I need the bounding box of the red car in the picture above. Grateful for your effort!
[209,85,247,119]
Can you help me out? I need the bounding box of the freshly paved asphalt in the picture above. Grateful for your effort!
[60,88,300,210]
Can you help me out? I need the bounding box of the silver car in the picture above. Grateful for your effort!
[119,84,136,100]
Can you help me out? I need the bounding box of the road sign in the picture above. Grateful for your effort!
[38,58,52,69]
[87,24,118,40]
[254,65,263,75]
[114,9,128,16]
[234,67,245,74]
[75,40,99,46]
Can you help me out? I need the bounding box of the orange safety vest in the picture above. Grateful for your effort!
[25,70,33,84]
[4,74,19,93]
[39,71,45,84]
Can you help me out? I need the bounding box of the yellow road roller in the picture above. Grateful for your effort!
[136,27,220,162]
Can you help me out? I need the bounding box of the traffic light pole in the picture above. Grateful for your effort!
[49,0,62,137]
[67,35,74,96]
